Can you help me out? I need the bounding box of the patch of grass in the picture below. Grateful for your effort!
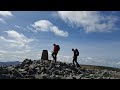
[80,64,120,72]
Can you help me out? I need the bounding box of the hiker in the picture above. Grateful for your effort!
[52,44,60,62]
[72,48,80,67]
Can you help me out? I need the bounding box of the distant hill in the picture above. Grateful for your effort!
[0,61,20,67]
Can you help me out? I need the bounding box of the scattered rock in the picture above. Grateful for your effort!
[0,59,120,79]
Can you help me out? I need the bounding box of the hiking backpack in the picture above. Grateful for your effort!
[76,49,79,56]
[56,45,60,51]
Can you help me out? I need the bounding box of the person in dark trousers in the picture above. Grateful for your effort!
[52,44,60,62]
[72,48,80,67]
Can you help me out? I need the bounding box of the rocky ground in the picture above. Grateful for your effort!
[0,59,120,79]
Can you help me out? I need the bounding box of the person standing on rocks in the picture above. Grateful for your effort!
[72,48,80,67]
[52,43,60,62]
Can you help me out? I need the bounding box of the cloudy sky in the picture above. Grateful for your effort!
[0,11,120,68]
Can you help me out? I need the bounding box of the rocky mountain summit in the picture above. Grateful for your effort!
[0,59,120,79]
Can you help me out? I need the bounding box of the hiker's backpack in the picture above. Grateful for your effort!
[56,45,60,51]
[76,49,79,56]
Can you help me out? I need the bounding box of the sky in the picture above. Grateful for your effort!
[0,11,120,68]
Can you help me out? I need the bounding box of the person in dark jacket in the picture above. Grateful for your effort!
[52,44,59,62]
[72,48,80,67]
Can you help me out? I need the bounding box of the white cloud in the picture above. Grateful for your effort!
[0,30,34,49]
[32,20,52,32]
[50,26,68,37]
[86,57,93,60]
[0,11,13,17]
[58,11,118,33]
[0,11,13,24]
[26,26,37,32]
[0,54,3,56]
[32,20,68,37]
[77,57,120,68]
[49,54,72,63]
[0,30,36,62]
[0,50,7,53]
[0,18,6,24]
[16,50,31,53]
[14,25,21,29]
[116,62,120,65]
[39,50,72,63]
